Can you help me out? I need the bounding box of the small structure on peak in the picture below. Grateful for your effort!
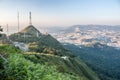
[18,12,42,37]
[16,12,42,38]
[9,12,42,42]
[19,25,42,37]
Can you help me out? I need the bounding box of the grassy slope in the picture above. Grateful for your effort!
[0,45,79,80]
[9,34,73,56]
[0,44,100,80]
[24,52,100,80]
[9,34,100,80]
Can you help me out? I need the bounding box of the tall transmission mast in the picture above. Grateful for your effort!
[6,24,9,39]
[7,24,9,36]
[29,11,32,25]
[17,12,19,32]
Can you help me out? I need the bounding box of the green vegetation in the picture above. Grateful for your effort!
[4,54,78,80]
[0,44,100,80]
[64,43,120,80]
[10,34,74,56]
[0,45,79,80]
[8,27,100,80]
[24,54,94,80]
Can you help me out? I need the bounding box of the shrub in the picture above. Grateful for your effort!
[4,53,79,80]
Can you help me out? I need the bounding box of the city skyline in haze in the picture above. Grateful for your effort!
[0,0,120,34]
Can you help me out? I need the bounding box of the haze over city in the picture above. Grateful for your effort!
[0,0,120,33]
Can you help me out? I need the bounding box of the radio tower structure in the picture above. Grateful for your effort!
[29,11,32,25]
[6,24,9,40]
[17,12,19,32]
[7,24,9,36]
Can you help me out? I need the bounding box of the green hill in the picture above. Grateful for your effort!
[0,45,79,80]
[10,29,73,56]
[7,25,100,80]
[0,44,100,80]
[64,43,120,80]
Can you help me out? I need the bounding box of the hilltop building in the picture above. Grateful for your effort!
[17,12,42,38]
[18,25,42,37]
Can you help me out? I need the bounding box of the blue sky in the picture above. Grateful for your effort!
[0,0,120,30]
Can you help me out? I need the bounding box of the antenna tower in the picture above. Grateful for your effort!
[17,12,19,32]
[29,11,32,25]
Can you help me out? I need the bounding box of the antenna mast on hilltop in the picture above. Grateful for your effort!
[29,11,32,25]
[17,12,19,32]
[6,24,9,40]
[7,24,9,36]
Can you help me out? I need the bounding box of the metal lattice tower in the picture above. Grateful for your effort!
[6,24,9,40]
[7,24,9,36]
[29,12,32,25]
[18,12,19,32]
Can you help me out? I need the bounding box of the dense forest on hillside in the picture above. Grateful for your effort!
[64,43,120,80]
[0,43,100,80]
[0,45,80,80]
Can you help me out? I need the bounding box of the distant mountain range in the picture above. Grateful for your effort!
[47,25,120,33]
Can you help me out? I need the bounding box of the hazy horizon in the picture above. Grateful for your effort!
[0,0,120,25]
[0,0,120,34]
